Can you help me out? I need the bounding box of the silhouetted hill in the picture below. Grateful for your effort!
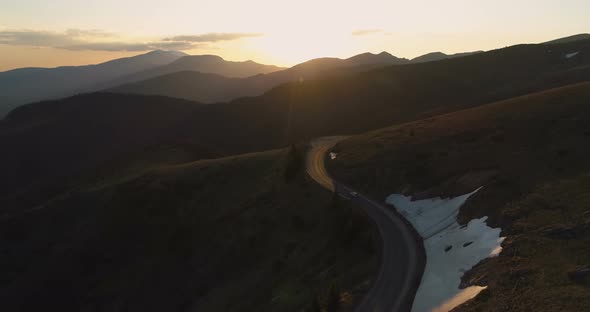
[0,50,186,117]
[410,51,483,63]
[0,93,207,210]
[279,51,409,77]
[344,51,410,65]
[110,51,409,103]
[106,55,284,88]
[544,33,590,44]
[2,38,590,210]
[110,71,268,103]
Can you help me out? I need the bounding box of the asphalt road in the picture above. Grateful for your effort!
[306,137,425,312]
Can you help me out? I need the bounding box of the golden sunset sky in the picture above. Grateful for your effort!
[0,0,588,70]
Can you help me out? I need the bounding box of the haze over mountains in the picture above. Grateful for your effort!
[0,50,186,116]
[130,54,285,79]
[107,50,492,103]
[0,51,283,117]
[108,51,409,103]
[2,47,495,116]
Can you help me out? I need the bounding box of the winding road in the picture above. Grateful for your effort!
[306,137,425,312]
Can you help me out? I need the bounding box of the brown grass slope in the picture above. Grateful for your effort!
[326,82,590,311]
[0,147,378,312]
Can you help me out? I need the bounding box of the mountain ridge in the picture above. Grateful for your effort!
[109,51,410,103]
[0,51,283,118]
[410,51,484,63]
[544,33,590,44]
[0,50,187,117]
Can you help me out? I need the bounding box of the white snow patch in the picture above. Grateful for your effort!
[329,152,338,160]
[386,189,505,312]
[566,51,579,59]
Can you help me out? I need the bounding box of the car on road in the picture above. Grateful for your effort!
[350,191,358,197]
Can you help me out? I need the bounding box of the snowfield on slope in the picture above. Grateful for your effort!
[386,189,505,312]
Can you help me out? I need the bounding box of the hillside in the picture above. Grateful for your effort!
[0,93,208,212]
[2,39,590,212]
[326,83,590,311]
[0,147,378,311]
[0,50,186,117]
[109,51,408,103]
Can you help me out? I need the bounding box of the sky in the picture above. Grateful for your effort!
[0,0,589,71]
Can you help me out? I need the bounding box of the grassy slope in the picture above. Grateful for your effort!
[0,147,378,312]
[0,93,212,213]
[326,83,590,311]
[456,175,590,312]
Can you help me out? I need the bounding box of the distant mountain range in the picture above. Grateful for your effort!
[109,51,409,103]
[108,50,494,103]
[2,33,587,118]
[0,50,186,116]
[0,48,482,117]
[130,54,284,79]
[0,51,284,117]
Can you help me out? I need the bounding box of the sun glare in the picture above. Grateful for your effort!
[251,31,357,65]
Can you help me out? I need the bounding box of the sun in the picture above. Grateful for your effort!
[245,29,361,66]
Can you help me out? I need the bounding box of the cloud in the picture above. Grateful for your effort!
[0,29,259,52]
[65,28,114,38]
[352,29,383,36]
[163,32,263,42]
[0,30,81,47]
[62,41,198,52]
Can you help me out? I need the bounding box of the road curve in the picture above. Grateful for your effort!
[306,137,425,312]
